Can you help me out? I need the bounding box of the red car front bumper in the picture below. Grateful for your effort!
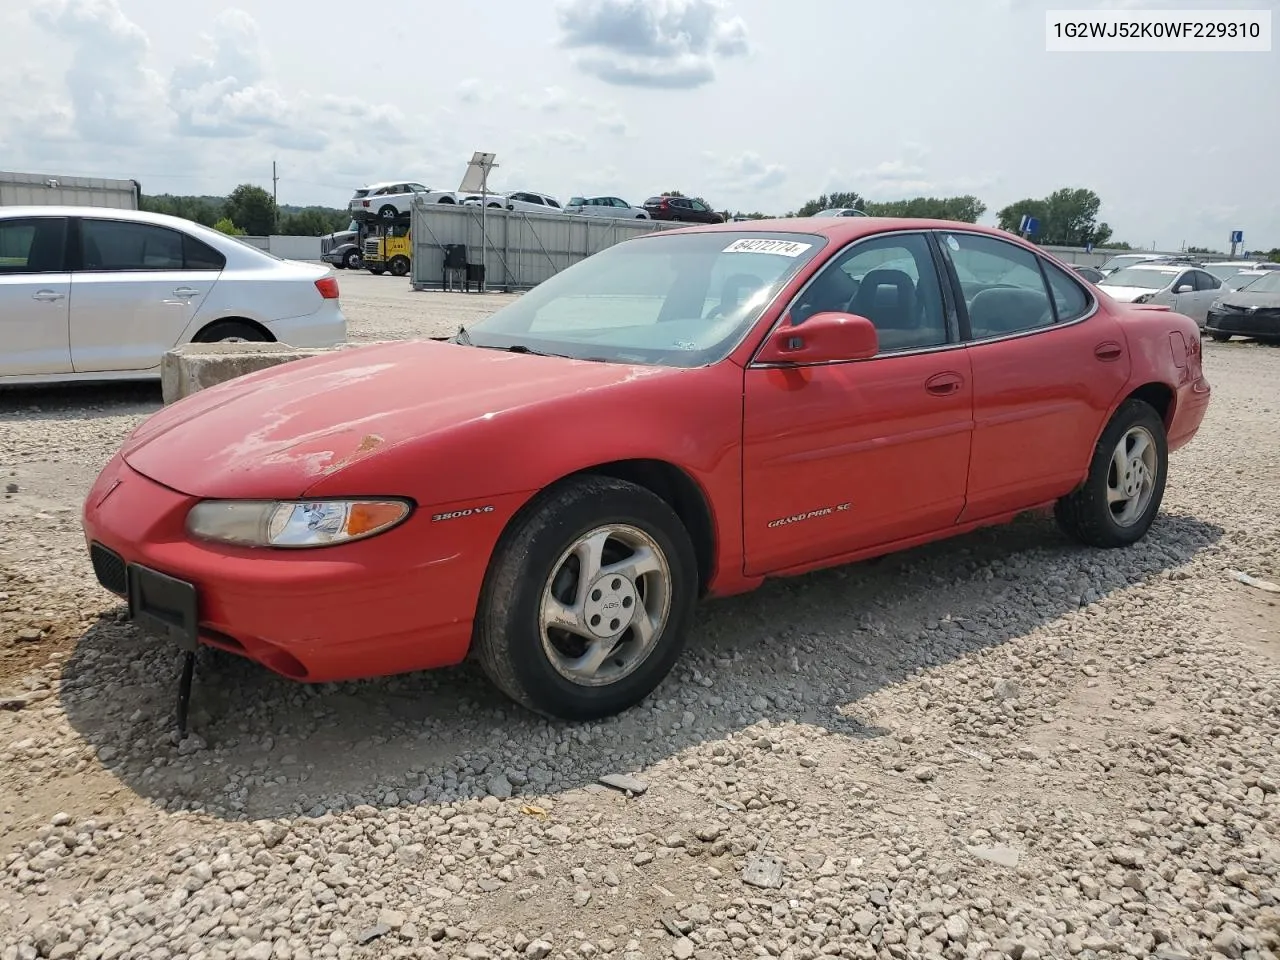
[81,454,490,683]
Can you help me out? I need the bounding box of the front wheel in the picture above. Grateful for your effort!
[1054,398,1168,548]
[388,255,410,277]
[1209,332,1231,342]
[474,476,698,721]
[342,249,361,270]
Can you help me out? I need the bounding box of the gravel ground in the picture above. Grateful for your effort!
[1,275,1278,960]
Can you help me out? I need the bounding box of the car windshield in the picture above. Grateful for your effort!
[1100,255,1150,271]
[1204,263,1248,280]
[1103,267,1179,289]
[462,231,827,367]
[1224,273,1264,290]
[1239,272,1280,294]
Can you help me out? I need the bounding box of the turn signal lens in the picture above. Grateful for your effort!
[186,499,411,548]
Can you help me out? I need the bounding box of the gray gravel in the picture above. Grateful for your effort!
[1,280,1278,959]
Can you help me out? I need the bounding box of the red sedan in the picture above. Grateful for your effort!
[82,218,1211,723]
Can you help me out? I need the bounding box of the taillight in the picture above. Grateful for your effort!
[362,200,370,207]
[315,277,340,299]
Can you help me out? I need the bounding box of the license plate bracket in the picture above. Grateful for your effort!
[126,564,199,653]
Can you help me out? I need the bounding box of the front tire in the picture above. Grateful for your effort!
[474,476,698,721]
[388,255,410,277]
[1054,398,1168,548]
[342,249,361,270]
[1209,332,1231,342]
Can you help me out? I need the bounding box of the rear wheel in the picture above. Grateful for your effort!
[388,255,410,277]
[1209,331,1231,342]
[474,476,698,721]
[377,205,398,220]
[1054,399,1168,548]
[196,320,270,343]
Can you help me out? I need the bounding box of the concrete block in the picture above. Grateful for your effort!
[161,341,338,405]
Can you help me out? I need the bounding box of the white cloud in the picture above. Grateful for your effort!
[0,0,456,200]
[556,0,750,89]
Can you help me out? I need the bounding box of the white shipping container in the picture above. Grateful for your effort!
[0,170,140,209]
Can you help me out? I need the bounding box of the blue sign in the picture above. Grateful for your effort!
[1085,242,1094,253]
[1023,216,1040,237]
[1231,230,1244,244]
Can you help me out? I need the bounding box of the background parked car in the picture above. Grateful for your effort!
[1204,270,1280,342]
[462,191,563,214]
[350,182,459,221]
[811,208,869,217]
[642,195,724,224]
[1098,262,1223,327]
[1072,264,1106,283]
[1202,260,1280,282]
[1,206,345,383]
[564,196,651,219]
[1098,252,1162,276]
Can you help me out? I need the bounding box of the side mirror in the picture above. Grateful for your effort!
[1173,283,1192,294]
[756,312,879,364]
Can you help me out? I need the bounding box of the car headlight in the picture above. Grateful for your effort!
[186,499,412,548]
[1134,294,1153,303]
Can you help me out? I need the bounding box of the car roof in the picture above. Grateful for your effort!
[1117,262,1187,271]
[642,217,1051,244]
[0,205,208,231]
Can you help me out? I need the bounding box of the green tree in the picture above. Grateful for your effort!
[862,195,986,222]
[222,184,277,236]
[794,191,865,217]
[1266,248,1280,263]
[278,207,349,236]
[139,193,221,226]
[996,188,1111,246]
[213,217,246,236]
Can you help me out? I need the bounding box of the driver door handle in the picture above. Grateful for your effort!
[32,289,65,302]
[925,371,964,396]
[172,286,200,298]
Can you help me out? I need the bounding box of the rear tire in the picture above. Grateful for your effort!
[1054,398,1168,548]
[474,476,698,721]
[196,320,270,343]
[378,205,398,220]
[1210,332,1231,342]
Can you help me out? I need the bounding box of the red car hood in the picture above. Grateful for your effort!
[122,340,677,499]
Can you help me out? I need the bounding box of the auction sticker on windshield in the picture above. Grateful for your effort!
[722,238,813,257]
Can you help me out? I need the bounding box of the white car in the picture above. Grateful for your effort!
[563,196,650,219]
[1202,260,1280,282]
[462,191,563,214]
[1097,252,1164,277]
[1097,262,1223,327]
[1,206,346,385]
[349,181,460,220]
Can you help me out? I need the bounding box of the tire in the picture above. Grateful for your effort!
[1054,398,1168,548]
[474,476,699,721]
[196,320,270,343]
[368,268,385,276]
[437,196,455,204]
[1210,332,1231,342]
[377,205,398,220]
[388,255,410,277]
[342,249,361,270]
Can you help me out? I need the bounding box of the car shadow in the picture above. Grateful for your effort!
[57,510,1224,822]
[0,382,163,422]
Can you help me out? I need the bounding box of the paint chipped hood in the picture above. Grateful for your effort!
[120,339,680,500]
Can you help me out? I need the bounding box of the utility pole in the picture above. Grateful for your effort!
[271,160,279,233]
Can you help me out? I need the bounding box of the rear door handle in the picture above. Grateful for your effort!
[172,287,200,298]
[1094,341,1123,361]
[925,371,964,396]
[32,289,65,302]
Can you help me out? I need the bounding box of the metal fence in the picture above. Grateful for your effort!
[409,201,678,291]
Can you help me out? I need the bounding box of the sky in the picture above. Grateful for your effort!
[0,0,1276,251]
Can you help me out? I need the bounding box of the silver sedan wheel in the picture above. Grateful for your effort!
[538,524,672,687]
[1107,425,1158,527]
